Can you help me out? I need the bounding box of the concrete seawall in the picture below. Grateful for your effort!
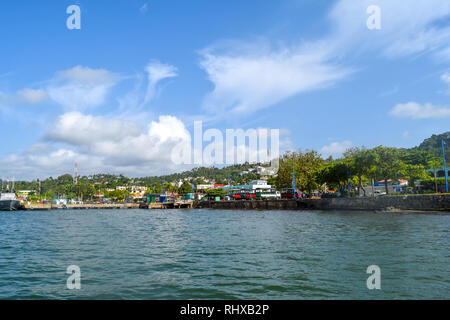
[195,195,450,212]
[24,203,140,210]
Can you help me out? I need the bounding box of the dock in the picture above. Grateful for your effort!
[24,203,140,211]
[23,201,194,211]
[140,200,194,210]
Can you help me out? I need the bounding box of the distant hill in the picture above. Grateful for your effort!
[136,163,268,186]
[413,131,450,163]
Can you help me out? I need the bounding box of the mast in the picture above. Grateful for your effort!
[292,158,296,199]
[74,162,78,185]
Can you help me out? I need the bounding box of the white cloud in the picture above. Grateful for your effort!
[320,141,353,159]
[46,112,142,145]
[199,0,450,116]
[1,113,193,179]
[0,88,48,106]
[390,102,450,119]
[328,0,450,59]
[46,65,120,110]
[200,42,351,114]
[15,88,49,105]
[143,61,178,106]
[0,146,102,180]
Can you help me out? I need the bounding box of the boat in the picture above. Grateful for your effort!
[0,192,21,211]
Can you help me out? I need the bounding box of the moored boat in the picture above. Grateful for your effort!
[0,193,21,211]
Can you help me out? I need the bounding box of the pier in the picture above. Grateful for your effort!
[23,201,194,211]
[24,203,141,211]
[139,200,194,210]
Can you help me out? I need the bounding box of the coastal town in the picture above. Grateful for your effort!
[2,132,449,211]
[1,0,450,303]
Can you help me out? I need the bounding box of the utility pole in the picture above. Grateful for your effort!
[443,140,448,193]
[74,162,78,185]
[292,159,296,199]
[347,169,350,195]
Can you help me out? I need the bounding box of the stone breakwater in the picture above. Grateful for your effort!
[195,195,450,212]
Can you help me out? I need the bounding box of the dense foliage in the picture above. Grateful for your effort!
[412,131,450,163]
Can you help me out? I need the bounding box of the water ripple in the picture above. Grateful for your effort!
[0,209,448,299]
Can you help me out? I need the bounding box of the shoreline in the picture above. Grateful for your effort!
[17,194,450,213]
[194,194,450,213]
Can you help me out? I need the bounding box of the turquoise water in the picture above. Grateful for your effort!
[0,209,448,299]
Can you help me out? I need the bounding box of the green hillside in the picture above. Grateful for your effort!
[413,131,450,163]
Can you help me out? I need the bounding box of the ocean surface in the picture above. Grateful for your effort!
[0,209,448,300]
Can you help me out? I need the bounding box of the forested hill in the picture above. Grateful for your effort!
[140,163,263,186]
[413,131,450,163]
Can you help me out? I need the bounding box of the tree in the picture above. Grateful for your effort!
[427,159,443,193]
[402,164,430,191]
[373,146,405,194]
[317,161,348,192]
[206,188,226,197]
[400,149,435,166]
[344,147,378,196]
[163,182,173,193]
[414,131,450,163]
[276,150,323,195]
[149,183,162,194]
[179,181,193,195]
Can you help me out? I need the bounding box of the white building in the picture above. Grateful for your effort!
[250,180,272,190]
[197,184,214,191]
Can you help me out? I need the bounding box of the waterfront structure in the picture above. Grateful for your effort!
[426,168,450,177]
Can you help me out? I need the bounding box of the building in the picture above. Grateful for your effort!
[374,179,408,187]
[196,184,215,191]
[222,180,272,192]
[249,180,272,190]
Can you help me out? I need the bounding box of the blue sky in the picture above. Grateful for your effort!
[1,0,450,179]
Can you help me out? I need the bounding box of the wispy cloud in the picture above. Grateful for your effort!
[327,0,450,59]
[143,61,178,106]
[46,65,121,110]
[15,89,49,105]
[379,86,399,97]
[199,0,450,117]
[200,41,352,115]
[390,102,450,119]
[0,88,48,106]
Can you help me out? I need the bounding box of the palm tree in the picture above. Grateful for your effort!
[428,159,443,193]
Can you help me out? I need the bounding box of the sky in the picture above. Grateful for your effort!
[0,0,450,179]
